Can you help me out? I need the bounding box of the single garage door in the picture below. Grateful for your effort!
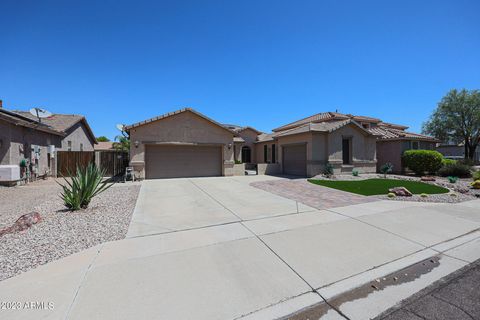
[283,144,307,176]
[145,145,222,179]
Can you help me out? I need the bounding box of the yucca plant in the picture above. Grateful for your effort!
[58,163,113,210]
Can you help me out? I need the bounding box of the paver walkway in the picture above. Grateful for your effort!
[250,179,378,210]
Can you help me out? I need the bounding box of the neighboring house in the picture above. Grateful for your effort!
[0,100,97,182]
[436,144,480,163]
[94,141,115,151]
[126,107,438,179]
[14,111,96,152]
[0,102,63,177]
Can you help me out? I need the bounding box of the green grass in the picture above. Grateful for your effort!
[307,178,449,196]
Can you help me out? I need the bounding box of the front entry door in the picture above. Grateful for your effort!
[342,139,350,164]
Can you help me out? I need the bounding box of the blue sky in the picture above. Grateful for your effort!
[1,0,479,139]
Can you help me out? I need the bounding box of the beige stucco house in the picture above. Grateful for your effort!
[0,101,97,180]
[126,107,437,179]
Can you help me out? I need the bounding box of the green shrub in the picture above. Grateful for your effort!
[379,162,393,178]
[402,150,443,175]
[442,158,456,166]
[438,163,472,178]
[387,192,396,198]
[473,171,480,181]
[447,176,458,183]
[352,169,359,177]
[323,163,334,177]
[58,163,113,211]
[234,160,242,164]
[472,180,480,189]
[420,193,428,198]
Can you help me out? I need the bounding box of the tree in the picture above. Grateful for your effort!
[423,89,480,160]
[113,135,130,152]
[96,136,110,142]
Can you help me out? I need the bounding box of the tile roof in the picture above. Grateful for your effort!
[94,141,115,150]
[272,112,349,132]
[257,119,375,142]
[368,126,438,141]
[0,109,65,136]
[14,111,84,132]
[14,111,97,143]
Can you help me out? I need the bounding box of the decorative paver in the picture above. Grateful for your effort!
[250,179,379,210]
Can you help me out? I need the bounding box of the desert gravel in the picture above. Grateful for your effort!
[0,179,140,281]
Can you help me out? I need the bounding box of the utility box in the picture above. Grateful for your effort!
[0,165,21,186]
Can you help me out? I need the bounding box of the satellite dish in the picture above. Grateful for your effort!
[30,107,52,123]
[116,124,128,137]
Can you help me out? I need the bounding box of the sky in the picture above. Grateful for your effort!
[1,0,479,140]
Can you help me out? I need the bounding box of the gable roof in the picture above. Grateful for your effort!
[257,119,375,143]
[0,108,65,136]
[13,111,97,144]
[125,108,236,134]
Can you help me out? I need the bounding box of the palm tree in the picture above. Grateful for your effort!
[113,135,130,152]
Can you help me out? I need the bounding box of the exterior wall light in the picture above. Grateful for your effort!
[134,140,139,148]
[227,143,232,149]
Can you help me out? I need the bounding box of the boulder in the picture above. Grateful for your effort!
[389,187,413,197]
[0,212,42,237]
[421,176,436,182]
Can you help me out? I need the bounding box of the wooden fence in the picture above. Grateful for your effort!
[56,151,129,177]
[98,151,129,177]
[56,151,95,177]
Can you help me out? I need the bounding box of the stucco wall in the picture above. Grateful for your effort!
[236,128,258,163]
[377,140,438,173]
[376,141,402,173]
[128,111,234,179]
[0,119,61,176]
[60,121,95,151]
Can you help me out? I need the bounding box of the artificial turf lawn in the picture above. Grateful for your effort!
[307,178,449,196]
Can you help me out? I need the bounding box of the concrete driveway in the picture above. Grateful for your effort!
[1,176,480,320]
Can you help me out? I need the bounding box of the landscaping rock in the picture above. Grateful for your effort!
[389,187,413,197]
[0,212,41,237]
[421,176,436,182]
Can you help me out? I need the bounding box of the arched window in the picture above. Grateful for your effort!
[241,146,251,163]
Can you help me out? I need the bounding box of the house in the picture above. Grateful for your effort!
[126,108,238,179]
[13,110,96,152]
[126,107,438,179]
[0,102,63,177]
[0,100,97,181]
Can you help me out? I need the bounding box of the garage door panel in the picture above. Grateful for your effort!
[283,144,307,176]
[146,145,222,179]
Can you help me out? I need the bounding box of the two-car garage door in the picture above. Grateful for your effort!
[145,145,222,179]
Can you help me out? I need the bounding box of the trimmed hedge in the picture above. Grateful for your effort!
[442,158,456,166]
[402,150,444,175]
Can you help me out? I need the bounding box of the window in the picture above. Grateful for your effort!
[264,145,268,163]
[80,143,83,151]
[362,123,370,129]
[67,141,72,151]
[271,144,276,163]
[411,141,419,150]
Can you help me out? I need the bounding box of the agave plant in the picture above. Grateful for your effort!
[58,163,113,210]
